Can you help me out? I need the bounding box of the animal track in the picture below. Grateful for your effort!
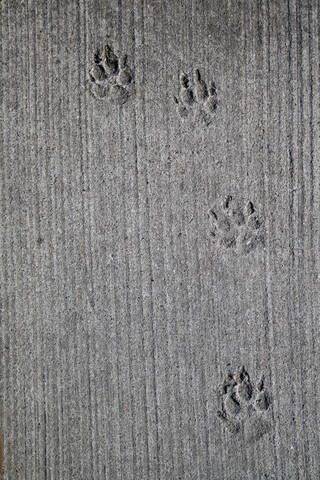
[89,44,134,105]
[217,366,271,443]
[208,196,264,254]
[174,69,217,126]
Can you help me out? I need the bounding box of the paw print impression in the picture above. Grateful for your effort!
[89,44,134,105]
[217,366,272,444]
[174,69,217,126]
[208,196,264,254]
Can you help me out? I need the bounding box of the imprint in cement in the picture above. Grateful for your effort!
[89,44,134,105]
[174,69,217,126]
[208,196,264,254]
[217,366,271,443]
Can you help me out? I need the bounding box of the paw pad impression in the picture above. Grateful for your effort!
[174,69,217,126]
[89,44,134,105]
[217,366,271,443]
[208,196,264,254]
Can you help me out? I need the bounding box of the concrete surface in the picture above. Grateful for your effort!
[0,0,319,479]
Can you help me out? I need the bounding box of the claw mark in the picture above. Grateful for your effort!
[179,72,194,105]
[118,55,133,86]
[193,69,208,101]
[174,68,217,126]
[89,44,134,105]
[103,44,119,75]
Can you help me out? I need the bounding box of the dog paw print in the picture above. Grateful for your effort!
[217,366,271,443]
[89,44,134,105]
[208,196,264,254]
[174,69,217,126]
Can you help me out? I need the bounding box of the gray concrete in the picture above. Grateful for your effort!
[0,0,319,479]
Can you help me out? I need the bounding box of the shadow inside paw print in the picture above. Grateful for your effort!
[208,196,264,254]
[89,44,134,105]
[174,69,217,126]
[217,366,271,444]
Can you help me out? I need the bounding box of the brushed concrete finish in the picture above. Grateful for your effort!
[0,1,319,479]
